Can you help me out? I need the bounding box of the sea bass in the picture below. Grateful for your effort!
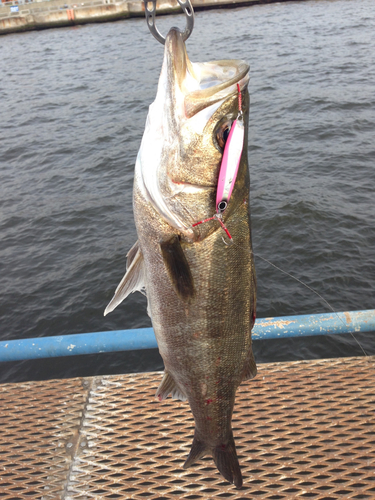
[105,28,257,488]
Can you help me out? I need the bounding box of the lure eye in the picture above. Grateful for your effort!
[216,121,232,150]
[217,200,227,212]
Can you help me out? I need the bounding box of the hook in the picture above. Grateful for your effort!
[143,0,195,45]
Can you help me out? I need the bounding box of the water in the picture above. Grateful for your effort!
[0,0,374,383]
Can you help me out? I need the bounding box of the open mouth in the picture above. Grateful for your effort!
[165,28,249,118]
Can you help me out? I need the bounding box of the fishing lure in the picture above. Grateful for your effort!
[216,84,244,214]
[193,84,244,240]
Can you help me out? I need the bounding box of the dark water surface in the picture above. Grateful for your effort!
[0,0,374,382]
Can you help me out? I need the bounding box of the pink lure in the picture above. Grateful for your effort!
[215,117,244,213]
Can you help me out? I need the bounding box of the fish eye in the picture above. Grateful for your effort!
[215,120,233,150]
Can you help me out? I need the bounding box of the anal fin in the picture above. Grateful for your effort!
[156,371,187,402]
[104,241,145,316]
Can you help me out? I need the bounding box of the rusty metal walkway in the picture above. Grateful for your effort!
[0,356,374,499]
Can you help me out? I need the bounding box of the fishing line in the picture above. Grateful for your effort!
[188,77,368,356]
[191,213,368,356]
[191,215,368,356]
[255,254,340,318]
[254,253,369,357]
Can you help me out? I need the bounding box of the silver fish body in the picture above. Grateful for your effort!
[105,28,256,488]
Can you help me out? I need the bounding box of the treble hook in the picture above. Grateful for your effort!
[143,0,195,45]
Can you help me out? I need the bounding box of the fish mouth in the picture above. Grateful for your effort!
[165,28,250,118]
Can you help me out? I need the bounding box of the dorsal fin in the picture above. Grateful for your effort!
[104,241,145,316]
[241,349,257,382]
[160,236,195,301]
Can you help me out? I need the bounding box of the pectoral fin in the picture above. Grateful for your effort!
[160,236,195,301]
[104,241,145,316]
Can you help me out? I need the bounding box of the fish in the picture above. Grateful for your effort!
[104,27,257,489]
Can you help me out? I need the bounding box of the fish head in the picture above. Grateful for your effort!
[136,28,250,239]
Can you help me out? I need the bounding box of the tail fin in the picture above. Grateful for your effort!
[183,431,243,489]
[212,430,242,489]
[183,434,208,469]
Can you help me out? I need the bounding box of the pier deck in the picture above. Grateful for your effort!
[0,355,374,499]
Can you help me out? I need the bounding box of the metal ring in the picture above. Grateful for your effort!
[144,0,195,45]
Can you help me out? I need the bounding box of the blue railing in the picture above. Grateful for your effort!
[0,309,373,363]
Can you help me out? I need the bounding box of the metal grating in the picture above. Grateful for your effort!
[0,356,374,499]
[0,377,89,499]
